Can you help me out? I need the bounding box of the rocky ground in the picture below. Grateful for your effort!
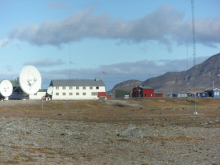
[0,98,219,164]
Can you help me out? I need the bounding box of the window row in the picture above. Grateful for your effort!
[55,92,98,96]
[55,86,99,90]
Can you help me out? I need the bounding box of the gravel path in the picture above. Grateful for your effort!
[0,116,219,164]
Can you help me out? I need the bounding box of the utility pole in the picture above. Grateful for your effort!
[191,0,198,115]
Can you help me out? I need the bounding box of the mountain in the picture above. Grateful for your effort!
[109,53,220,96]
[108,79,141,97]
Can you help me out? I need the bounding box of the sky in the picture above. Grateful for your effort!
[0,0,220,91]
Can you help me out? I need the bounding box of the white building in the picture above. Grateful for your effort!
[29,89,46,100]
[9,80,46,100]
[49,78,106,100]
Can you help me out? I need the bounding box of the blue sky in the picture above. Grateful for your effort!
[0,0,220,91]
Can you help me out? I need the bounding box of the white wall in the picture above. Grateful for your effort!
[51,86,106,100]
[29,92,46,100]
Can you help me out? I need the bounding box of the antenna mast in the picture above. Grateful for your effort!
[191,0,197,114]
[186,39,188,71]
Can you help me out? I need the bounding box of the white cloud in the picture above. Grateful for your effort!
[7,4,220,48]
[24,58,66,67]
[0,38,11,48]
[46,1,72,10]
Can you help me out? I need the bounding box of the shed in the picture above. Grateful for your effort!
[132,86,154,98]
[205,88,220,98]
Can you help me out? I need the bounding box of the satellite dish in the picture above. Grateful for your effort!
[0,80,13,97]
[19,65,42,95]
[47,86,53,95]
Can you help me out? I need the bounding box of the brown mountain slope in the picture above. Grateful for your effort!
[108,79,141,97]
[143,52,220,95]
[109,53,220,96]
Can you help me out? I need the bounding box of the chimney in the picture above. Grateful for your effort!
[95,77,99,81]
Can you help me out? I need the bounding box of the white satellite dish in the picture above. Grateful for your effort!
[19,65,42,95]
[0,79,13,97]
[47,86,53,95]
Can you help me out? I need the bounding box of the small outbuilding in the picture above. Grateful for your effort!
[205,88,220,98]
[154,92,163,97]
[132,85,163,98]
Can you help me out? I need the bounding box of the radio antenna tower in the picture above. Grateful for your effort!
[186,39,188,71]
[191,0,197,115]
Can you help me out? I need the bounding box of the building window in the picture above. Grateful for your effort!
[63,87,66,90]
[76,92,79,95]
[63,93,66,96]
[56,93,59,96]
[69,92,72,96]
[76,86,79,90]
[91,92,97,96]
[96,86,99,89]
[145,94,147,97]
[56,87,59,90]
[83,92,86,96]
[83,86,86,90]
[34,93,37,95]
[90,86,93,89]
[69,87,72,90]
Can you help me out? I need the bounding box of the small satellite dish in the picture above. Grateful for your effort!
[0,80,13,97]
[47,86,53,95]
[19,65,42,95]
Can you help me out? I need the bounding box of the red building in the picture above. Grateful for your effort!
[98,92,112,99]
[106,94,112,98]
[154,92,163,97]
[132,86,163,98]
[98,92,106,98]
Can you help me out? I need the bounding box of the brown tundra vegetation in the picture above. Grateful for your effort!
[0,98,219,164]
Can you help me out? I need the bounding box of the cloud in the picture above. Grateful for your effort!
[7,4,220,48]
[158,56,210,72]
[83,2,100,9]
[0,38,11,48]
[194,18,220,47]
[24,58,66,67]
[38,56,209,90]
[46,1,71,10]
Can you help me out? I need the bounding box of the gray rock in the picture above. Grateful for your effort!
[117,124,143,139]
